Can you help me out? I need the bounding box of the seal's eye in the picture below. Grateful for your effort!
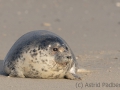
[53,48,58,51]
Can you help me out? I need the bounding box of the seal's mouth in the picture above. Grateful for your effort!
[58,62,69,66]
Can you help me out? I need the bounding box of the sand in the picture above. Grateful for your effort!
[0,0,120,90]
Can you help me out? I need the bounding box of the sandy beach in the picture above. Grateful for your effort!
[0,0,120,90]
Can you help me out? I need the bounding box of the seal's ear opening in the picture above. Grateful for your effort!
[65,47,68,51]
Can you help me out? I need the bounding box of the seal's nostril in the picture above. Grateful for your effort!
[67,56,71,59]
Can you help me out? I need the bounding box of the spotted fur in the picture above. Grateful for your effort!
[3,30,81,80]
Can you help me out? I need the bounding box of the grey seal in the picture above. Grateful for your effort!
[3,30,81,80]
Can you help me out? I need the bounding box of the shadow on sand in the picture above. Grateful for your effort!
[0,60,7,76]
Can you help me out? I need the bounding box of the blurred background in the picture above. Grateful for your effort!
[0,0,120,59]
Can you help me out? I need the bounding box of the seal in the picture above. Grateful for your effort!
[3,30,81,80]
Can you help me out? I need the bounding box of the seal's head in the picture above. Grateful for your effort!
[39,35,73,66]
[48,43,72,66]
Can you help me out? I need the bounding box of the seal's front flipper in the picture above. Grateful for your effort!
[65,63,81,80]
[9,69,25,78]
[64,72,81,80]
